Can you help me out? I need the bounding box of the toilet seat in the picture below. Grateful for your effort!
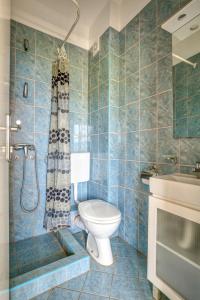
[78,199,121,224]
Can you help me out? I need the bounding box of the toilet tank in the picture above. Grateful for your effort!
[71,152,90,183]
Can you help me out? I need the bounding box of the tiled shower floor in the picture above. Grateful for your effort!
[10,232,69,278]
[10,231,170,300]
[31,232,158,300]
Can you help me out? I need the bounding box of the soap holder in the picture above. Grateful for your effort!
[142,177,150,185]
[140,166,158,185]
[140,171,152,185]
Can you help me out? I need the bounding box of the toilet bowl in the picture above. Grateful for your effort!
[78,199,121,266]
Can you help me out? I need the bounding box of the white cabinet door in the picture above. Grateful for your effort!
[148,195,200,300]
[0,0,10,299]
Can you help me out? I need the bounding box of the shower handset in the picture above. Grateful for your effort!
[13,143,40,213]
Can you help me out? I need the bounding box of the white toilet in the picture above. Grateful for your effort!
[71,153,121,265]
[78,199,121,266]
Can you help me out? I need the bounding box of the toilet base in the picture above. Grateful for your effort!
[86,233,113,266]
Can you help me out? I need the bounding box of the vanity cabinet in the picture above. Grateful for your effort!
[148,196,200,300]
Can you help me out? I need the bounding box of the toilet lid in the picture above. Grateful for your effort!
[78,199,121,223]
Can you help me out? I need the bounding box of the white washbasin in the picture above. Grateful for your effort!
[150,173,200,210]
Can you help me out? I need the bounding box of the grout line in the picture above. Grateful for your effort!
[110,274,114,298]
[156,19,159,170]
[84,267,140,279]
[77,291,81,300]
[46,288,54,300]
[138,12,141,252]
[80,271,88,293]
[15,46,87,72]
[122,22,127,241]
[89,158,195,167]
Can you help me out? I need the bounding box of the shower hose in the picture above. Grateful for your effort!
[20,147,40,213]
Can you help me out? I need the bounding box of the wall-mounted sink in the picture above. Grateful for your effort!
[158,173,200,185]
[150,173,200,210]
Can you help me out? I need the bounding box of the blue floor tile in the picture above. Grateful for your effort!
[111,276,153,300]
[82,270,113,297]
[111,236,124,244]
[58,273,87,291]
[138,255,147,279]
[137,279,152,298]
[110,290,151,300]
[90,257,115,274]
[79,293,109,300]
[31,289,52,300]
[114,256,138,277]
[110,275,139,299]
[112,241,138,258]
[48,288,80,300]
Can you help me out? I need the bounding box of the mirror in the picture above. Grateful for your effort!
[173,14,200,137]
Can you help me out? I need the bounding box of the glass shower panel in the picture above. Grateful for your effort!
[157,209,200,265]
[157,244,200,300]
[156,209,200,300]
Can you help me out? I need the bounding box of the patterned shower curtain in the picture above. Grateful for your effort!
[44,49,71,231]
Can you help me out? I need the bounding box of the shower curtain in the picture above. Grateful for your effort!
[44,49,71,231]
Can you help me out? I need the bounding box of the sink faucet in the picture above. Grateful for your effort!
[162,155,177,165]
[192,162,200,179]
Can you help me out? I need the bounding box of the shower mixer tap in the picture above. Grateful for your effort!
[13,143,35,151]
[13,144,36,159]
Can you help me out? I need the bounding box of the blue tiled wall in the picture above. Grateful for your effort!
[88,27,120,205]
[117,0,200,256]
[88,0,200,256]
[117,0,200,255]
[10,21,88,242]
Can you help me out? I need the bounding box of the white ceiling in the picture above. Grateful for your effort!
[11,0,150,49]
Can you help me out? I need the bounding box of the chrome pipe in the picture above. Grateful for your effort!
[173,53,197,68]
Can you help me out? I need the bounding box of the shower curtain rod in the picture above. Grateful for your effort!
[60,0,80,50]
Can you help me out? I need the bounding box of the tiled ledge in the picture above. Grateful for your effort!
[10,229,90,300]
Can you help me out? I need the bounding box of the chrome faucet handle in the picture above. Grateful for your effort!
[192,162,200,179]
[193,161,200,171]
[149,164,159,175]
[195,162,200,169]
[162,155,177,164]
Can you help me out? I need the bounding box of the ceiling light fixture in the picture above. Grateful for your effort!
[190,24,199,31]
[177,13,187,21]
